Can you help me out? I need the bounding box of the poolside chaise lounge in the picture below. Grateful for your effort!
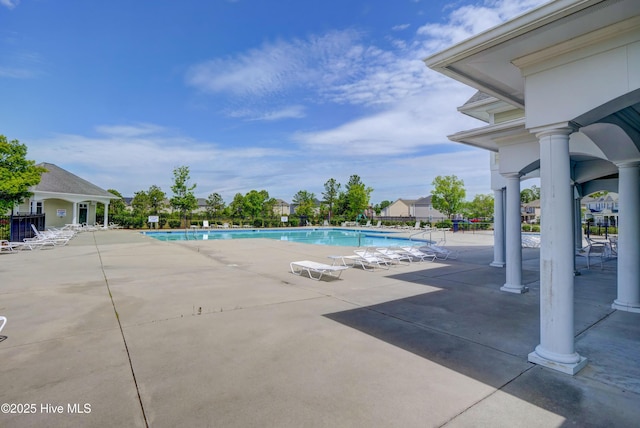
[290,260,349,281]
[419,244,458,260]
[394,246,437,262]
[375,247,412,265]
[1,239,48,251]
[1,240,22,253]
[349,248,391,271]
[0,316,6,334]
[30,225,72,246]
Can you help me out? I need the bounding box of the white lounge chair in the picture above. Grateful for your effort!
[30,224,73,245]
[351,248,391,270]
[0,316,6,334]
[419,244,457,260]
[1,240,16,252]
[375,248,411,265]
[290,260,349,281]
[395,246,437,262]
[1,239,43,251]
[202,220,211,229]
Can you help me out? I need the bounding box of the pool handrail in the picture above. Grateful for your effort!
[409,228,448,245]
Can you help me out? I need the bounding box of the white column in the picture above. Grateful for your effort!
[612,162,640,313]
[491,188,506,267]
[72,202,78,224]
[103,203,110,229]
[528,126,587,375]
[501,174,526,293]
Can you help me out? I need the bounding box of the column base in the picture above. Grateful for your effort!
[490,261,506,268]
[612,300,640,313]
[528,350,588,375]
[501,283,528,294]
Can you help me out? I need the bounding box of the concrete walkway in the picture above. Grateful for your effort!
[0,229,638,427]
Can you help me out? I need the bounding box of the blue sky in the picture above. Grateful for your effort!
[0,0,547,204]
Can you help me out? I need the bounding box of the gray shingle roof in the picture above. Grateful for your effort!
[415,196,433,205]
[32,163,118,199]
[463,91,492,106]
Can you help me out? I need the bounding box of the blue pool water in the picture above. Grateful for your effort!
[142,228,427,247]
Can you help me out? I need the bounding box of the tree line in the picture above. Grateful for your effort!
[105,169,377,228]
[3,136,551,230]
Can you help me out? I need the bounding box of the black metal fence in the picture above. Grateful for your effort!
[2,213,46,242]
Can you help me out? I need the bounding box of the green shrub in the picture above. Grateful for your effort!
[111,213,144,229]
[434,220,452,229]
[168,219,181,228]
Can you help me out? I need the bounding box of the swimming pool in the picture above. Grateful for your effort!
[142,228,428,247]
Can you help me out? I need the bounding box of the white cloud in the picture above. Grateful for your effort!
[392,24,411,31]
[185,0,547,114]
[185,30,365,100]
[228,105,306,121]
[95,123,169,138]
[0,66,35,78]
[26,119,490,204]
[416,0,549,52]
[27,124,298,200]
[0,52,44,79]
[0,0,19,10]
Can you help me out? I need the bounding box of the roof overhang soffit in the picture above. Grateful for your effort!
[447,118,532,151]
[32,191,118,204]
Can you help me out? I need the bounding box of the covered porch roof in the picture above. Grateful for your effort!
[31,163,119,205]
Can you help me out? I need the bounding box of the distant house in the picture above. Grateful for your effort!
[521,199,540,224]
[273,199,291,216]
[582,194,618,226]
[194,198,208,214]
[14,163,120,228]
[289,198,322,215]
[414,196,447,222]
[381,199,416,217]
[381,197,447,222]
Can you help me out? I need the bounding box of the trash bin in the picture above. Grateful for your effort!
[452,219,459,232]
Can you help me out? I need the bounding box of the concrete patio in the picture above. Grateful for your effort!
[0,229,638,427]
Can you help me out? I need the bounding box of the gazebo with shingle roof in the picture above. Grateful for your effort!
[17,163,119,228]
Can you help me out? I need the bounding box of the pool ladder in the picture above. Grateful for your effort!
[409,228,447,246]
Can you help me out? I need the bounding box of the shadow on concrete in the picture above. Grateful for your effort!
[324,247,640,426]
